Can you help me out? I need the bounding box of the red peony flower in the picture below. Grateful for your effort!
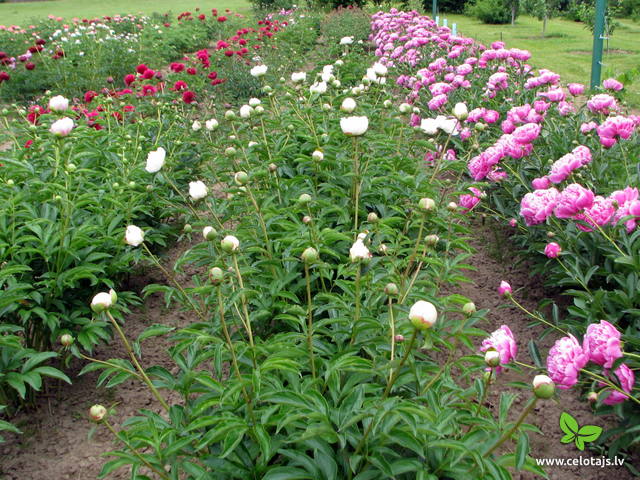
[25,62,35,70]
[84,90,98,103]
[187,67,197,75]
[0,71,9,83]
[142,69,155,79]
[170,62,185,73]
[207,71,218,80]
[124,74,135,86]
[182,90,196,104]
[218,16,227,22]
[136,64,148,74]
[172,80,188,91]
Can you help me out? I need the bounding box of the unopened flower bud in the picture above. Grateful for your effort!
[208,266,224,284]
[183,224,192,233]
[298,193,312,205]
[394,334,404,342]
[268,163,278,172]
[418,197,436,211]
[587,392,598,403]
[91,291,113,313]
[484,350,500,367]
[302,215,312,224]
[447,202,458,212]
[546,231,555,238]
[60,334,74,347]
[425,234,439,246]
[462,302,476,315]
[225,147,237,156]
[498,281,512,297]
[409,300,437,330]
[203,226,217,240]
[66,163,77,172]
[89,404,107,422]
[225,110,236,120]
[234,171,248,185]
[301,247,319,263]
[312,150,324,161]
[221,235,240,253]
[384,282,399,296]
[532,374,555,399]
[367,212,379,223]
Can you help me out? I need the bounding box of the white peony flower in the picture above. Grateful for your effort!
[349,233,371,262]
[340,116,369,136]
[239,105,253,119]
[124,225,144,246]
[340,36,354,45]
[145,147,166,173]
[248,98,261,107]
[192,120,202,131]
[291,71,307,83]
[250,65,268,77]
[312,149,324,161]
[310,81,327,94]
[189,180,208,200]
[372,62,388,76]
[205,119,219,131]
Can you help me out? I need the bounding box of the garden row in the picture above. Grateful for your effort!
[0,5,363,438]
[370,7,639,459]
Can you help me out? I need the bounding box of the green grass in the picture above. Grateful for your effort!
[441,14,640,105]
[0,0,251,26]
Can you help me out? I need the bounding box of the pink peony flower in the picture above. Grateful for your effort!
[481,325,517,373]
[548,153,582,184]
[544,242,561,258]
[601,364,634,405]
[512,123,541,144]
[602,78,623,91]
[574,196,615,232]
[568,83,585,96]
[580,121,598,134]
[583,320,622,368]
[459,187,483,212]
[554,184,595,219]
[532,177,551,189]
[520,188,560,226]
[498,281,512,296]
[547,334,589,389]
[587,94,618,114]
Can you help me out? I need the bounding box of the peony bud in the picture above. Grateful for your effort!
[91,291,113,313]
[409,300,437,330]
[484,350,501,367]
[268,163,278,173]
[425,234,439,246]
[234,171,248,185]
[203,226,217,240]
[205,118,219,131]
[301,247,319,263]
[544,242,561,258]
[341,97,356,113]
[312,150,324,161]
[49,95,69,112]
[340,116,369,136]
[384,282,399,296]
[221,235,239,253]
[192,120,202,131]
[302,215,312,224]
[208,266,224,284]
[532,375,556,399]
[367,212,379,223]
[50,117,74,136]
[418,197,436,212]
[587,392,598,403]
[89,404,107,422]
[225,110,236,120]
[498,281,512,297]
[453,102,468,120]
[399,103,412,114]
[462,302,476,315]
[447,202,458,212]
[60,333,74,347]
[225,147,237,156]
[124,225,144,246]
[183,224,192,233]
[298,193,312,205]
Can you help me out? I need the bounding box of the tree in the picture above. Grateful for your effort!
[522,0,561,35]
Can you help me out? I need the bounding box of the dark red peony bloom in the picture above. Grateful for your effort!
[187,67,197,75]
[172,80,188,91]
[182,90,196,104]
[142,69,155,79]
[136,64,148,74]
[170,62,185,73]
[84,90,98,103]
[124,74,136,86]
[25,62,36,70]
[0,71,9,83]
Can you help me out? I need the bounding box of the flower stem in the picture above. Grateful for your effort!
[232,254,257,369]
[105,311,169,411]
[388,298,396,383]
[383,329,418,399]
[485,396,538,457]
[304,264,316,379]
[580,368,640,405]
[349,264,362,345]
[475,368,493,416]
[509,295,567,335]
[352,137,361,232]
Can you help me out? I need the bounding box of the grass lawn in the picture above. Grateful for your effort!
[441,14,640,105]
[0,0,251,26]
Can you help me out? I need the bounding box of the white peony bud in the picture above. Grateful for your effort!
[192,120,202,131]
[453,102,468,120]
[91,291,113,313]
[50,117,74,136]
[205,118,219,131]
[409,300,437,330]
[250,65,268,77]
[221,235,240,253]
[341,97,356,113]
[312,149,324,161]
[48,95,69,112]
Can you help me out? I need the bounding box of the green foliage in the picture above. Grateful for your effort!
[466,0,513,24]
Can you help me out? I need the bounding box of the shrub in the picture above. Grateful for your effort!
[466,0,513,24]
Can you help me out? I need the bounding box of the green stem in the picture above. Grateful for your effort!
[388,298,396,383]
[383,329,418,399]
[475,369,493,416]
[580,368,640,405]
[484,396,538,457]
[349,265,362,345]
[304,264,316,379]
[232,254,257,369]
[509,295,567,335]
[105,311,169,411]
[352,137,361,232]
[79,353,141,380]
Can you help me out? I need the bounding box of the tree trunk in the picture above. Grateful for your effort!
[511,2,517,25]
[542,13,547,36]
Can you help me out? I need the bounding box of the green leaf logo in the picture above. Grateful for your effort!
[559,412,602,451]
